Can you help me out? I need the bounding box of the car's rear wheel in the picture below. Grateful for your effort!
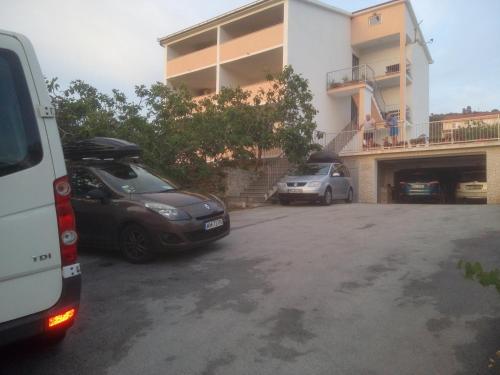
[120,224,155,263]
[322,188,333,206]
[345,188,354,203]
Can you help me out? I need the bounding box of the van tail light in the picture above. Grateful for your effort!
[54,176,78,266]
[47,308,76,329]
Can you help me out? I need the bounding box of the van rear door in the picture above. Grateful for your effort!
[0,32,63,324]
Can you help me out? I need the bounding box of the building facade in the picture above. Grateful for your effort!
[159,0,500,205]
[159,0,432,137]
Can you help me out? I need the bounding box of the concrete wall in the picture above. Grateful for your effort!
[407,42,430,126]
[351,2,405,46]
[223,167,259,198]
[287,0,352,134]
[380,86,400,110]
[357,43,401,76]
[487,147,500,204]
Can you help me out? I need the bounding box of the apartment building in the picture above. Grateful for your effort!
[159,0,500,205]
[159,0,431,136]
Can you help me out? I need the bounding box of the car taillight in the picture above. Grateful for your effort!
[47,308,76,329]
[54,176,78,266]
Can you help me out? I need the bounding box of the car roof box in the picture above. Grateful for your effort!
[307,151,341,164]
[63,137,142,161]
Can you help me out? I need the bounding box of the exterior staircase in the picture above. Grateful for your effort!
[325,88,386,155]
[237,157,290,206]
[324,120,358,154]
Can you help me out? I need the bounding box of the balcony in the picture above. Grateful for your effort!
[166,28,217,78]
[167,66,216,98]
[326,65,376,97]
[220,47,283,97]
[220,23,283,63]
[167,45,217,78]
[220,3,284,63]
[369,58,412,88]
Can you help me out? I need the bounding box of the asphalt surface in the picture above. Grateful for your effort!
[2,203,500,375]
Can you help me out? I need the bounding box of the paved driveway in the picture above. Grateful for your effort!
[2,204,500,375]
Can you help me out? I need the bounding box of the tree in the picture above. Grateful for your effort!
[46,65,320,191]
[259,66,319,164]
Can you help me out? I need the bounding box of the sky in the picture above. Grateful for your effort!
[1,0,499,114]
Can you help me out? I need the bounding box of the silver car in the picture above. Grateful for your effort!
[277,163,354,205]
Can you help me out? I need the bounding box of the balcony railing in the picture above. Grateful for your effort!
[367,58,412,79]
[385,104,411,122]
[167,45,217,77]
[317,117,500,155]
[327,64,387,115]
[327,60,411,94]
[326,64,375,91]
[220,23,284,63]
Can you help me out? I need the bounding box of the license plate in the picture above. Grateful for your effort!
[288,189,303,193]
[412,184,425,189]
[466,185,482,190]
[205,218,224,231]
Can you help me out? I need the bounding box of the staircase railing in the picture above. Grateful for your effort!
[326,63,387,120]
[263,154,289,197]
[313,120,358,155]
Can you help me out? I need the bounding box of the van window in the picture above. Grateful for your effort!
[0,48,42,178]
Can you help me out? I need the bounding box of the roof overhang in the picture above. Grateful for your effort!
[158,0,282,46]
[158,0,351,46]
[158,0,433,64]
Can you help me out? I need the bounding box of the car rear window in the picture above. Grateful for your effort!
[94,163,176,194]
[0,48,42,178]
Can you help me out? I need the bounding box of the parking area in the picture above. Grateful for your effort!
[2,204,500,375]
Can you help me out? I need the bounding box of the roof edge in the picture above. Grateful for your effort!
[158,0,281,46]
[158,0,351,46]
[300,0,351,17]
[403,0,434,64]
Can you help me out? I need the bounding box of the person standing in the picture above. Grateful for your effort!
[386,113,399,146]
[361,114,376,148]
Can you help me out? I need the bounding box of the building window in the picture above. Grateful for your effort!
[369,13,382,26]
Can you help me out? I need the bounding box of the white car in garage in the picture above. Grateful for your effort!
[456,171,487,202]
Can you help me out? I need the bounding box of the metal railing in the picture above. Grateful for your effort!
[326,64,375,91]
[385,104,411,122]
[329,116,500,154]
[263,154,290,196]
[326,64,387,115]
[365,58,412,79]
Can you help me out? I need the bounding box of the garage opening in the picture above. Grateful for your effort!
[378,154,487,204]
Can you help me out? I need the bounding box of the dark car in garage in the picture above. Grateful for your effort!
[64,138,230,263]
[399,172,444,203]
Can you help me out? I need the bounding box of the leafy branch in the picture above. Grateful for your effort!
[458,260,500,293]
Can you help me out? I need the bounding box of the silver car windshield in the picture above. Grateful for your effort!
[290,164,330,176]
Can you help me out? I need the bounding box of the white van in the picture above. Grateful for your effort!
[0,30,81,345]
